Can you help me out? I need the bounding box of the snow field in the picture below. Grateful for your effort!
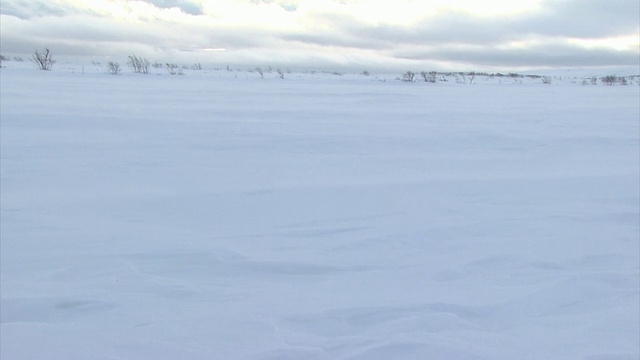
[1,64,639,359]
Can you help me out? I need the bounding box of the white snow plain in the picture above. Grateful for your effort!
[1,62,639,360]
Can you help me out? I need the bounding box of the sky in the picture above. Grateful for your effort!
[1,0,639,71]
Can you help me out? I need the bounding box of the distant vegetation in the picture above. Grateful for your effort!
[399,70,638,86]
[600,75,629,86]
[165,63,184,75]
[31,48,55,70]
[3,48,639,87]
[402,71,416,82]
[107,61,121,75]
[127,54,149,74]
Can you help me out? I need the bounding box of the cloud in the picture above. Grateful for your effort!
[395,41,639,69]
[143,0,203,15]
[0,0,75,19]
[0,0,638,70]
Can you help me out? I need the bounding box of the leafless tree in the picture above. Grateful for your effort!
[601,75,617,86]
[31,48,55,70]
[107,61,121,75]
[166,63,184,75]
[420,71,437,83]
[402,71,416,82]
[127,54,150,74]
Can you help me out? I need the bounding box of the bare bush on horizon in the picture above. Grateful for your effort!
[31,48,55,70]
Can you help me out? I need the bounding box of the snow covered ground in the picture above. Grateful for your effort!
[1,62,639,359]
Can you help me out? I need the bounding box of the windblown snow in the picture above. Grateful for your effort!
[1,62,639,360]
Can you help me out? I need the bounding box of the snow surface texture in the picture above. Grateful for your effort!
[1,63,639,360]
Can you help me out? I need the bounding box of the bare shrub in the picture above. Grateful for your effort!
[255,67,264,79]
[277,68,284,79]
[127,54,149,74]
[31,48,55,70]
[166,63,184,75]
[601,75,617,86]
[541,76,552,85]
[468,75,475,84]
[402,71,416,82]
[420,71,437,83]
[107,61,121,75]
[152,62,163,68]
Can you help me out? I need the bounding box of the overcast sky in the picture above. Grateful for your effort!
[1,0,638,71]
